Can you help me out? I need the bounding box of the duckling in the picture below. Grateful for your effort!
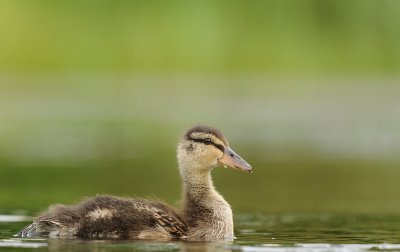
[16,125,252,241]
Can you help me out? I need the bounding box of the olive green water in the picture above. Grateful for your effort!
[1,214,400,251]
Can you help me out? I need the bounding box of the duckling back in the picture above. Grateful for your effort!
[17,195,187,239]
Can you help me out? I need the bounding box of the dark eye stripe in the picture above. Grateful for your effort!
[187,136,225,152]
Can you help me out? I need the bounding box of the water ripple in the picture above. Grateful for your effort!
[0,239,47,248]
[0,215,31,222]
[239,243,400,252]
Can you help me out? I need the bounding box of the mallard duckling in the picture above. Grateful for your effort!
[16,125,252,241]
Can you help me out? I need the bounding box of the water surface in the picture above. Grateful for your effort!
[1,213,399,252]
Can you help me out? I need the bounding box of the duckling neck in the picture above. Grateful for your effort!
[180,166,233,240]
[181,168,215,197]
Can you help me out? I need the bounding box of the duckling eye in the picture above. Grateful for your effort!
[203,138,212,144]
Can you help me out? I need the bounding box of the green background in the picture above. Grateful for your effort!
[0,0,399,215]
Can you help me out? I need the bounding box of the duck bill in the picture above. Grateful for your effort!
[218,147,252,173]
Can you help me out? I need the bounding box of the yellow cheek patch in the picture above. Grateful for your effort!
[210,136,226,147]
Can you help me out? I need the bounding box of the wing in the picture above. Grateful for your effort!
[152,209,187,238]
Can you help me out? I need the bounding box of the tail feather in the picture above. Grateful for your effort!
[15,221,62,238]
[15,224,32,238]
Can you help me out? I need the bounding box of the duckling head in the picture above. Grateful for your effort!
[177,125,252,174]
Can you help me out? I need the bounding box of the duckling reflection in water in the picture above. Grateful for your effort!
[17,125,252,241]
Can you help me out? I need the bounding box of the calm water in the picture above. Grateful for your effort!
[1,214,400,252]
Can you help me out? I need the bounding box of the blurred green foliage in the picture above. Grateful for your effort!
[0,1,399,215]
[0,0,399,73]
[1,77,399,214]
